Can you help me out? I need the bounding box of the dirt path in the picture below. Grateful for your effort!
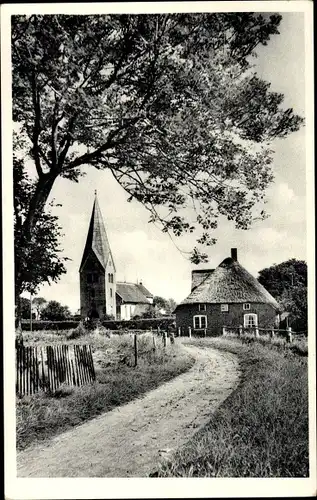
[17,344,240,478]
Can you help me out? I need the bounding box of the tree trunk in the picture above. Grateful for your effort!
[14,171,57,339]
[15,292,23,340]
[22,172,58,240]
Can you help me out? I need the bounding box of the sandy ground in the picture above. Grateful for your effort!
[17,344,240,478]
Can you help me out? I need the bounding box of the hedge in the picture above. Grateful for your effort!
[20,320,80,331]
[20,317,176,332]
[102,317,176,331]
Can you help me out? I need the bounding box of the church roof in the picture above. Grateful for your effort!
[177,256,280,310]
[116,283,152,304]
[137,283,153,298]
[79,194,116,272]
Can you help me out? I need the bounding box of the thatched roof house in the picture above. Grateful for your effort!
[175,248,280,336]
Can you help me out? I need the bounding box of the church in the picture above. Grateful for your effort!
[79,193,153,321]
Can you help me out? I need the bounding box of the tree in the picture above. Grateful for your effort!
[166,298,177,315]
[258,259,307,332]
[20,297,31,320]
[153,296,168,313]
[41,300,71,321]
[151,296,177,316]
[32,296,47,319]
[14,145,68,326]
[12,13,303,266]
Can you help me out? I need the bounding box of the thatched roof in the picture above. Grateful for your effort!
[116,283,152,304]
[191,269,214,291]
[178,257,280,309]
[137,283,153,299]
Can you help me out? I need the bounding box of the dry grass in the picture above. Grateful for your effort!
[16,331,194,451]
[225,331,308,357]
[157,337,308,478]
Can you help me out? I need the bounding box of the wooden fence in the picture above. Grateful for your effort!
[16,343,95,396]
[132,331,175,366]
[222,326,296,342]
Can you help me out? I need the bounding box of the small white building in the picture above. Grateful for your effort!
[116,282,153,320]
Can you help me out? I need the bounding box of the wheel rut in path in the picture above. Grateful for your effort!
[17,344,240,478]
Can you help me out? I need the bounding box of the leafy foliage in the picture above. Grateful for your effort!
[258,259,307,331]
[153,296,177,316]
[14,148,68,301]
[12,14,304,264]
[19,297,32,319]
[41,300,72,321]
[32,296,47,318]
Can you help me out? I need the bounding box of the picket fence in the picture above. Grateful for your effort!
[16,343,95,396]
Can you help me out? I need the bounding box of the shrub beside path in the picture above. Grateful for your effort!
[17,344,240,478]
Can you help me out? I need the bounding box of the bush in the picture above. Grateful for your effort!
[66,322,87,340]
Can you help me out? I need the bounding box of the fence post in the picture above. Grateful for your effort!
[134,334,138,366]
[204,328,207,337]
[239,325,243,337]
[270,329,275,341]
[30,294,33,333]
[163,331,167,347]
[178,327,181,337]
[255,327,259,338]
[170,332,175,344]
[286,327,293,343]
[152,335,156,351]
[188,326,192,338]
[222,326,227,336]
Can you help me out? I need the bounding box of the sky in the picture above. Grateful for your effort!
[26,12,307,313]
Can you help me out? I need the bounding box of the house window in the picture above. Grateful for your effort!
[193,315,207,329]
[243,303,251,310]
[198,304,206,311]
[244,313,258,328]
[110,287,113,298]
[221,304,229,312]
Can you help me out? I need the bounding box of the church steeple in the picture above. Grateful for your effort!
[79,192,116,272]
[79,192,116,320]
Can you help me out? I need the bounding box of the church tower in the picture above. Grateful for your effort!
[79,192,116,319]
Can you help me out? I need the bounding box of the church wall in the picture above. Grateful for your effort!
[104,256,116,318]
[80,252,106,319]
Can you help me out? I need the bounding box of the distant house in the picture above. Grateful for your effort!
[116,282,153,320]
[174,248,281,336]
[79,192,153,321]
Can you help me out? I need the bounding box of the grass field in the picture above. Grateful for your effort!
[16,331,195,451]
[157,337,309,478]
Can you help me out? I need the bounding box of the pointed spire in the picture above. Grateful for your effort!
[80,193,116,271]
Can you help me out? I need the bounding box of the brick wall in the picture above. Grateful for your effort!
[176,302,278,336]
